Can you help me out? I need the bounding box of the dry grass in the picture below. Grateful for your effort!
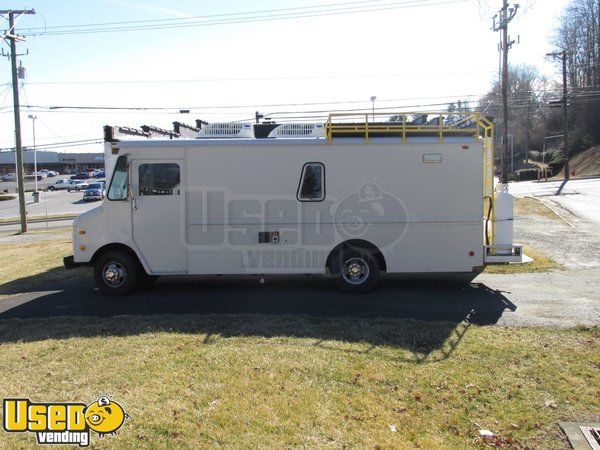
[484,245,564,274]
[0,228,88,299]
[0,317,598,449]
[514,196,562,222]
[0,213,78,224]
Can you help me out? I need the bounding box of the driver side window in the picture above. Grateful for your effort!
[107,156,128,201]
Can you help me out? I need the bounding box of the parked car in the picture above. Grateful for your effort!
[32,171,47,179]
[70,173,91,180]
[94,171,105,179]
[67,180,89,192]
[83,182,106,201]
[39,169,58,177]
[47,178,71,191]
[1,173,17,182]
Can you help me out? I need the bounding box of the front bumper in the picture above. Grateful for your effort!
[83,194,103,201]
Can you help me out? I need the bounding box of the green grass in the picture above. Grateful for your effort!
[0,317,598,449]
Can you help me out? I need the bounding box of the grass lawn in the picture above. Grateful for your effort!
[514,197,562,222]
[0,228,88,300]
[0,213,78,224]
[0,317,598,449]
[0,220,596,448]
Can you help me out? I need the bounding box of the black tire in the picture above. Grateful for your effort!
[48,186,55,191]
[93,250,139,296]
[331,247,380,294]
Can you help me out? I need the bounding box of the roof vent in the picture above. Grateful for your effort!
[267,123,325,138]
[197,122,254,138]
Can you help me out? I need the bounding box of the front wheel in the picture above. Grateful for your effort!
[48,186,55,191]
[331,247,380,294]
[93,251,139,296]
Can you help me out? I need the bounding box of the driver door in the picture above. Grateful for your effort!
[131,159,187,274]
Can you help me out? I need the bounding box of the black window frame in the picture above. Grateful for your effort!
[107,155,129,201]
[296,162,325,202]
[138,162,181,196]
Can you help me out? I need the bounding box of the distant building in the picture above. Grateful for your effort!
[0,150,104,174]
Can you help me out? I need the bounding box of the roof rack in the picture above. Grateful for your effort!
[325,111,491,144]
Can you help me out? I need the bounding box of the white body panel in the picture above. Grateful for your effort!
[75,137,485,275]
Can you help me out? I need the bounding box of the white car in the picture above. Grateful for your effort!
[67,180,89,192]
[47,179,71,191]
[1,173,17,182]
[40,169,58,177]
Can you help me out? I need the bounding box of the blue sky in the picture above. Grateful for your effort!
[0,0,570,152]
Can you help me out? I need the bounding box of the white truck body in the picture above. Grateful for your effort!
[69,113,521,294]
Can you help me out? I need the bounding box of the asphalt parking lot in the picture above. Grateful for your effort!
[0,175,104,221]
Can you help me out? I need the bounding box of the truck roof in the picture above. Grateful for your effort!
[117,135,481,148]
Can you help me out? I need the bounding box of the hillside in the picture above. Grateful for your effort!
[550,146,600,179]
[569,146,600,178]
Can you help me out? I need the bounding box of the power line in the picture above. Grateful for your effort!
[19,0,401,30]
[22,0,468,36]
[12,69,496,86]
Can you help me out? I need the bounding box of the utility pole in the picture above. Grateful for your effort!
[546,50,570,180]
[493,1,519,184]
[561,50,570,180]
[1,9,36,233]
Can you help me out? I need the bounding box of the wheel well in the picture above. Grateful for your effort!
[326,239,387,272]
[91,243,142,268]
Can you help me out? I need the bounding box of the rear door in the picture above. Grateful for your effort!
[131,159,187,274]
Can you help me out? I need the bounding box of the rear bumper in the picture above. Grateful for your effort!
[64,255,87,269]
[484,244,523,264]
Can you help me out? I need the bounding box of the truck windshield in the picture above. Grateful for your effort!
[107,156,128,200]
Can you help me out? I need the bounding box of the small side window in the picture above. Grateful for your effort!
[297,162,325,202]
[139,163,180,196]
[107,156,128,201]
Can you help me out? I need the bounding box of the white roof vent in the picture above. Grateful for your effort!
[197,122,254,138]
[267,123,325,138]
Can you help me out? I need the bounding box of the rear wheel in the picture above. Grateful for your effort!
[94,251,139,296]
[331,247,380,293]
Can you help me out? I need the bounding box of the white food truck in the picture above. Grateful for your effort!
[64,112,521,295]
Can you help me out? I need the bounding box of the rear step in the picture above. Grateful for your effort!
[484,244,523,264]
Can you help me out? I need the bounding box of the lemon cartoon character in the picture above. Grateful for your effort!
[84,396,127,435]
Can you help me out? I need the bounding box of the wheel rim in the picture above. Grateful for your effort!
[342,257,370,285]
[102,261,126,288]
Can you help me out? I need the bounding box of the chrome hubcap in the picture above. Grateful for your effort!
[342,257,369,285]
[103,262,126,288]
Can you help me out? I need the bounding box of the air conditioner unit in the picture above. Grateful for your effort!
[267,123,325,138]
[196,122,254,138]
